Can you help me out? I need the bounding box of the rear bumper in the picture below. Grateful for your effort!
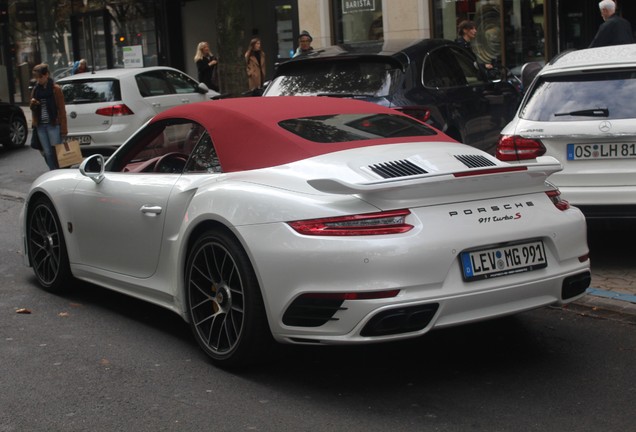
[558,186,636,220]
[274,268,591,345]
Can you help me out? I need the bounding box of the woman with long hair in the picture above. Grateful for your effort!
[244,37,266,91]
[30,63,67,170]
[194,41,219,92]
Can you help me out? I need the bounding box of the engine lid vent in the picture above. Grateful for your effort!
[455,154,497,168]
[368,160,428,179]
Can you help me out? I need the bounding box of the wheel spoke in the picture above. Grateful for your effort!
[29,205,61,285]
[188,237,248,356]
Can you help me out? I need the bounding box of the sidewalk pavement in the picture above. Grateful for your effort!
[568,268,636,324]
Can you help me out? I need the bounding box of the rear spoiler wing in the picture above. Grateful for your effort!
[307,156,562,201]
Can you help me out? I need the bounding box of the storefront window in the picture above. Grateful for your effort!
[432,0,545,72]
[333,0,383,43]
[6,0,158,103]
[8,0,45,103]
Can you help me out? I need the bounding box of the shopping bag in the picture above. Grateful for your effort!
[30,129,42,150]
[55,139,83,168]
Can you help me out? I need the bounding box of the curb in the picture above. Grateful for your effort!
[569,288,636,324]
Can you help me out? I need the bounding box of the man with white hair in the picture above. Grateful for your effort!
[589,0,634,47]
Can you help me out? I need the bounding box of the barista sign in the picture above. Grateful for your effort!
[342,0,375,14]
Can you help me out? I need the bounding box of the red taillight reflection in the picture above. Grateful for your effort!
[496,135,546,161]
[95,104,134,116]
[545,189,570,211]
[395,106,431,123]
[288,209,413,236]
[300,290,400,300]
[453,166,527,177]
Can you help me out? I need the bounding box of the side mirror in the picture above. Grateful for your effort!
[197,82,209,94]
[79,154,105,184]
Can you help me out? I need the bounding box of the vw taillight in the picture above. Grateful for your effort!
[95,104,134,116]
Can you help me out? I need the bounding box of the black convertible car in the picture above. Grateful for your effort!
[0,101,27,150]
[263,39,522,154]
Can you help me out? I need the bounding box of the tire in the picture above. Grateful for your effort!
[185,229,271,367]
[9,115,27,148]
[27,197,73,293]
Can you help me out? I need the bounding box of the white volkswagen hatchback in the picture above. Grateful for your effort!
[497,45,636,221]
[58,66,219,151]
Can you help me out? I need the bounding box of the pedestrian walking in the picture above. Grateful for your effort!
[194,41,219,92]
[589,0,634,48]
[245,37,266,91]
[30,64,67,170]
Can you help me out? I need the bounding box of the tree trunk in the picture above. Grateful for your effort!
[216,0,248,96]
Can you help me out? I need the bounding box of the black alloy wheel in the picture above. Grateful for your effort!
[9,115,27,148]
[185,229,271,367]
[27,197,73,293]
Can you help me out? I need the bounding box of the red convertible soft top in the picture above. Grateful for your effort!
[150,96,450,172]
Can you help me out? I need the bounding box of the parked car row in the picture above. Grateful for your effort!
[10,41,635,223]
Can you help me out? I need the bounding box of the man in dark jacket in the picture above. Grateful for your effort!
[589,0,634,48]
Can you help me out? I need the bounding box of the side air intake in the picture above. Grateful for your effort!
[368,160,428,179]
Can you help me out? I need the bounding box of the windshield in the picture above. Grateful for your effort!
[520,71,636,121]
[264,60,402,97]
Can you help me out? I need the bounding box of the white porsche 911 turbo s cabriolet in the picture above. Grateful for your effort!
[22,96,591,367]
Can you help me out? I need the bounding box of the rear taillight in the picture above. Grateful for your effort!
[546,189,570,211]
[394,106,431,123]
[95,104,134,116]
[288,209,413,236]
[496,135,546,161]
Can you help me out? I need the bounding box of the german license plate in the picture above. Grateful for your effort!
[460,240,547,282]
[567,143,636,160]
[75,135,92,145]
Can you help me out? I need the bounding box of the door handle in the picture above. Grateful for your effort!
[181,99,190,103]
[152,103,161,108]
[140,205,162,216]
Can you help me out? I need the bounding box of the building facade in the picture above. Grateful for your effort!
[0,0,633,104]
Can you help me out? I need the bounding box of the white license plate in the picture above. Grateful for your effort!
[75,135,92,145]
[567,143,636,160]
[460,240,547,282]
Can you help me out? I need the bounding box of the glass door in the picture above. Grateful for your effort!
[70,9,112,71]
[273,0,298,62]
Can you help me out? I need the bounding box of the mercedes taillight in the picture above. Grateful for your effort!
[496,135,546,161]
